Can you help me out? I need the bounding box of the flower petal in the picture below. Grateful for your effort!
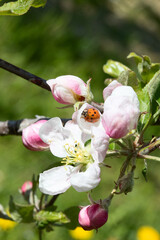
[70,163,101,192]
[91,124,109,163]
[65,120,91,145]
[39,165,77,195]
[103,80,122,100]
[73,103,101,135]
[39,118,65,144]
[47,75,87,105]
[102,86,140,138]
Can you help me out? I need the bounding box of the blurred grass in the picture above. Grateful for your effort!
[0,0,160,239]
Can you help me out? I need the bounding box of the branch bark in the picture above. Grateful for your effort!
[0,58,104,136]
[0,58,50,91]
[0,118,69,136]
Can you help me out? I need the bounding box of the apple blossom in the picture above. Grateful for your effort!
[103,80,122,100]
[102,85,140,139]
[38,117,109,195]
[47,75,88,105]
[78,204,108,230]
[20,181,33,195]
[72,103,102,134]
[22,120,49,151]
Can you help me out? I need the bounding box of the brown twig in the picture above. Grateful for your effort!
[0,118,69,136]
[0,59,104,112]
[0,58,50,91]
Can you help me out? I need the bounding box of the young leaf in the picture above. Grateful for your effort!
[117,70,139,90]
[143,69,160,121]
[103,60,130,78]
[137,90,151,132]
[9,196,34,223]
[34,210,70,228]
[127,52,160,84]
[127,52,143,64]
[32,0,47,8]
[0,0,47,16]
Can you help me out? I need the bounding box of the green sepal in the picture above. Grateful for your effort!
[142,167,148,182]
[32,174,38,197]
[0,0,47,16]
[103,60,130,78]
[9,196,34,223]
[84,139,91,147]
[34,210,70,229]
[108,142,116,150]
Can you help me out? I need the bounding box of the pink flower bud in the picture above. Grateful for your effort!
[47,75,87,105]
[103,80,122,100]
[22,120,49,151]
[20,181,33,195]
[102,86,140,139]
[78,204,108,230]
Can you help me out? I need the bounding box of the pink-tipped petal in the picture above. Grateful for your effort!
[103,80,122,100]
[102,86,140,139]
[78,204,108,230]
[22,120,49,151]
[47,75,87,105]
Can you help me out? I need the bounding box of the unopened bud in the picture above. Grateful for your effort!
[20,181,33,195]
[78,204,108,230]
[22,120,49,151]
[47,75,88,105]
[102,86,140,139]
[118,171,134,195]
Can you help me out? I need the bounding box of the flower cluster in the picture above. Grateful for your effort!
[21,75,140,230]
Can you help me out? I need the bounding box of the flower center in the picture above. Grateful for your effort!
[62,141,93,166]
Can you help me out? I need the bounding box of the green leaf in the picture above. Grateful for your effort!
[127,52,160,84]
[103,60,130,78]
[34,210,70,228]
[144,70,160,104]
[9,196,34,223]
[143,70,160,120]
[117,70,139,90]
[137,90,151,132]
[0,0,46,16]
[32,0,47,8]
[127,52,143,64]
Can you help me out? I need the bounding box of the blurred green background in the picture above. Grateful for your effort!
[0,0,160,239]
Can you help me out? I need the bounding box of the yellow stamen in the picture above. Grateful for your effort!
[62,141,93,166]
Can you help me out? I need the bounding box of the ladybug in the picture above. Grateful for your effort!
[81,108,100,123]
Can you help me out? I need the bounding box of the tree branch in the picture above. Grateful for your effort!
[0,118,69,136]
[0,58,105,112]
[0,58,50,91]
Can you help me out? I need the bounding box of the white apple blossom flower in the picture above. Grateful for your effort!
[38,118,109,195]
[72,103,102,134]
